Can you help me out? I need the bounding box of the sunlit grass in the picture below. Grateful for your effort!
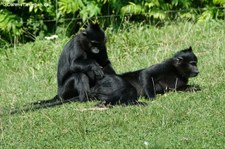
[0,20,225,148]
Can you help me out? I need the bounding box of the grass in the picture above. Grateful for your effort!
[0,20,225,148]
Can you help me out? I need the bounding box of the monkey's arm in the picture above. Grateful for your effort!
[96,49,116,74]
[70,58,104,78]
[102,63,116,74]
[140,64,167,99]
[140,70,156,99]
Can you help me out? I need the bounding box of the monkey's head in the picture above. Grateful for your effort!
[81,23,107,54]
[173,46,199,78]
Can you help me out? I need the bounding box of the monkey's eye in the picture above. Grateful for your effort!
[91,40,98,44]
[189,61,197,66]
[90,40,100,46]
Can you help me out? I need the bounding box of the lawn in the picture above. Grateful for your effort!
[0,20,225,148]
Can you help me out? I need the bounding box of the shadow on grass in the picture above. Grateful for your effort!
[9,95,81,115]
[8,96,147,115]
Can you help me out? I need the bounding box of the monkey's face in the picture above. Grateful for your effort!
[82,24,107,54]
[88,38,106,54]
[173,51,199,78]
[187,60,199,77]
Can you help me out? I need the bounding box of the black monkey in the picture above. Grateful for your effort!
[31,23,116,107]
[57,23,115,101]
[120,46,200,99]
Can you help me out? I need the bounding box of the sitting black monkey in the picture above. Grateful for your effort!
[31,23,116,107]
[120,46,200,99]
[57,23,115,101]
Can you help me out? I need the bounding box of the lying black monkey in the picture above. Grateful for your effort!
[120,46,200,99]
[90,47,200,106]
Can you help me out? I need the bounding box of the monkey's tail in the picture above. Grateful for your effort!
[31,95,81,107]
[10,95,80,115]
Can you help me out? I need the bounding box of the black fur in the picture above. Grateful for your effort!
[90,74,139,107]
[120,46,200,99]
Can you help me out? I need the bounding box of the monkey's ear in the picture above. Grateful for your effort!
[188,46,192,51]
[174,57,184,65]
[90,23,100,30]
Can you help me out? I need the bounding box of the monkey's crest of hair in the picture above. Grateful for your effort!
[89,23,101,30]
[173,46,193,58]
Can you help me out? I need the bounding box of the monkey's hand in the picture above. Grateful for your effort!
[91,63,104,79]
[183,85,201,92]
